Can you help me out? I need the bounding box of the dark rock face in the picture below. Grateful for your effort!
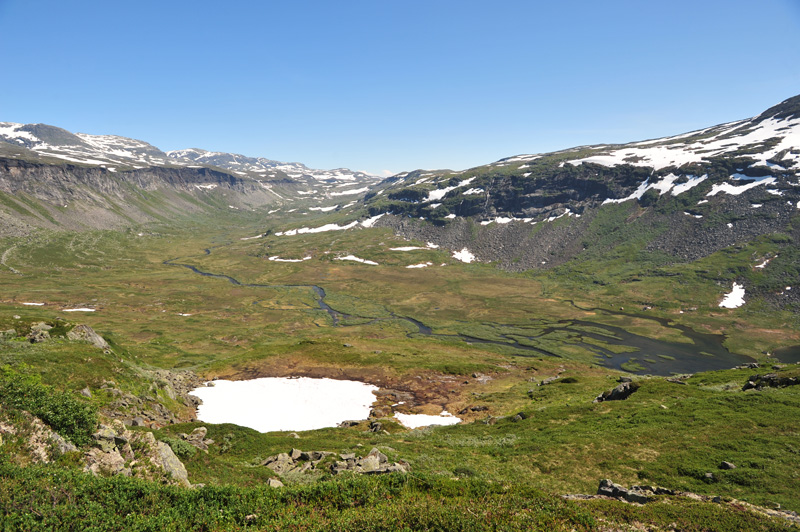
[593,381,640,403]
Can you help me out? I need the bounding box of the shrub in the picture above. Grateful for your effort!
[0,366,97,446]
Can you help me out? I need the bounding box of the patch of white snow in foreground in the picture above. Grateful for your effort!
[391,246,427,251]
[406,262,432,268]
[240,234,264,241]
[336,255,378,265]
[719,283,745,309]
[452,248,476,263]
[190,377,379,432]
[22,302,44,306]
[63,308,96,312]
[394,411,461,429]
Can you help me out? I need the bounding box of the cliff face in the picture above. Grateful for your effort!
[0,158,276,234]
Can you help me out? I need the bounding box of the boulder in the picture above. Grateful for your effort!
[156,442,191,487]
[261,447,409,478]
[743,373,799,390]
[597,479,651,504]
[85,422,190,487]
[180,426,211,451]
[27,322,51,343]
[85,447,128,477]
[67,324,110,350]
[593,381,640,403]
[719,461,736,470]
[263,453,294,475]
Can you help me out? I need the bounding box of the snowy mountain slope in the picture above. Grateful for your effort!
[167,148,379,197]
[361,94,800,278]
[0,122,172,169]
[366,95,799,221]
[0,123,379,198]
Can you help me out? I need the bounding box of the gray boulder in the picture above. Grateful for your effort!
[27,322,51,343]
[594,381,640,403]
[67,324,110,350]
[597,479,650,503]
[156,442,191,487]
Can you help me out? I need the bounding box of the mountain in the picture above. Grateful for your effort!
[0,122,378,234]
[362,94,800,274]
[167,148,377,189]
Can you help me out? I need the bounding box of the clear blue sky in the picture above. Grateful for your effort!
[1,1,799,176]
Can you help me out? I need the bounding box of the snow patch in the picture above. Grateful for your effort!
[360,214,385,228]
[719,283,745,309]
[268,256,312,263]
[452,248,476,263]
[406,262,433,269]
[706,176,776,196]
[755,256,775,269]
[190,377,379,432]
[330,187,369,196]
[275,221,359,236]
[394,411,460,428]
[335,255,378,265]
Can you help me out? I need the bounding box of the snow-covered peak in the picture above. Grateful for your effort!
[166,147,380,194]
[0,122,173,168]
[566,114,800,172]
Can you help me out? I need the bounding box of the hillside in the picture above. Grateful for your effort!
[363,95,800,274]
[0,123,379,235]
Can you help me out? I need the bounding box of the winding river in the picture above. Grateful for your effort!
[165,254,756,375]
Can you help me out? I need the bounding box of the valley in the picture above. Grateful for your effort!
[1,96,800,530]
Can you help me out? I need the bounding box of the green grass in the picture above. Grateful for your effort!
[0,462,794,531]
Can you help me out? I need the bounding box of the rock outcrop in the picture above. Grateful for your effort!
[27,322,52,343]
[593,381,640,403]
[179,426,214,452]
[67,324,110,351]
[84,420,190,487]
[742,373,800,391]
[261,447,410,479]
[0,407,77,463]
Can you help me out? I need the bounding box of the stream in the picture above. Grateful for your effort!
[165,256,755,376]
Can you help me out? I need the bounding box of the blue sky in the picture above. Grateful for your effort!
[1,1,799,176]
